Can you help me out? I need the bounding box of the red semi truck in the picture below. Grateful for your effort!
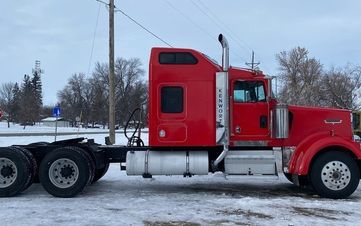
[1,34,360,198]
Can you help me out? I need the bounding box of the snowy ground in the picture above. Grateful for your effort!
[0,122,361,225]
[0,121,147,146]
[0,121,108,133]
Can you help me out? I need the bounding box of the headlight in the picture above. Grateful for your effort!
[353,135,361,142]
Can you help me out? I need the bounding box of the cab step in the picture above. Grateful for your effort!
[224,149,282,177]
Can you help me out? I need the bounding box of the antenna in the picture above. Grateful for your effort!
[32,60,44,75]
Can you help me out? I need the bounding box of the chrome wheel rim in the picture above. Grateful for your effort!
[49,158,79,188]
[0,158,18,188]
[321,161,351,191]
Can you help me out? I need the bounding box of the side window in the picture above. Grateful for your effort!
[257,84,265,101]
[234,81,266,103]
[159,52,198,65]
[161,86,183,113]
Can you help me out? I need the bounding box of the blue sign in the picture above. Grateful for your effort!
[53,106,61,117]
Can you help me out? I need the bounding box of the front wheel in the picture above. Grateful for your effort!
[310,151,360,199]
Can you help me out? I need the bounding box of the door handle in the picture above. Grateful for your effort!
[235,126,241,134]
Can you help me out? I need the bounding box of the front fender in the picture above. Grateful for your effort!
[288,133,361,175]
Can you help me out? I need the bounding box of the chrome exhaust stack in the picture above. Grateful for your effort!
[218,34,229,71]
[213,34,230,169]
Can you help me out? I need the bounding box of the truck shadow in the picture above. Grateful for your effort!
[180,182,314,199]
[87,178,353,200]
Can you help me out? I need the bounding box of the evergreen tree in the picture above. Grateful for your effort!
[20,74,35,128]
[31,70,43,121]
[11,82,21,123]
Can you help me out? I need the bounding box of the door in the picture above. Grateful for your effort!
[231,80,270,142]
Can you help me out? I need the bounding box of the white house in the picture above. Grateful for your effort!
[41,117,70,127]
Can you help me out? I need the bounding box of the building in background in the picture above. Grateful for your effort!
[41,117,69,127]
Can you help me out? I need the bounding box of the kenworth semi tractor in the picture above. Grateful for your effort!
[1,35,360,199]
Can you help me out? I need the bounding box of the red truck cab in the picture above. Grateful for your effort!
[147,35,361,199]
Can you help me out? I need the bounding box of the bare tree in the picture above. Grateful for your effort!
[90,58,147,127]
[277,47,324,106]
[58,58,147,128]
[114,58,146,126]
[90,62,109,128]
[57,73,88,126]
[323,65,361,110]
[277,47,361,110]
[0,82,15,127]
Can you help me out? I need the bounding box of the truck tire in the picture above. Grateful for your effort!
[10,146,37,191]
[92,163,110,183]
[0,147,32,197]
[39,146,93,198]
[79,149,95,185]
[310,151,360,199]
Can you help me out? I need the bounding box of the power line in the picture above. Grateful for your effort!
[197,0,253,52]
[164,0,217,45]
[164,0,247,63]
[190,0,248,53]
[114,8,173,47]
[96,0,108,6]
[188,0,249,62]
[95,0,266,69]
[96,0,173,47]
[87,3,101,77]
[195,0,273,72]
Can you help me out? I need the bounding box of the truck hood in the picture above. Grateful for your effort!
[285,105,353,145]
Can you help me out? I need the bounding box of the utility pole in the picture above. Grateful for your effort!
[108,0,116,144]
[245,51,260,70]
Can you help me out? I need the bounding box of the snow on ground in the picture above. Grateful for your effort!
[0,121,107,133]
[0,123,361,225]
[0,121,147,145]
[0,121,148,136]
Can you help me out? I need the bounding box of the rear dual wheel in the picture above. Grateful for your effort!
[10,146,38,190]
[0,147,32,197]
[39,146,95,197]
[92,163,109,183]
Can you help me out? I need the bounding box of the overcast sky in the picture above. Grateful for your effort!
[1,0,360,105]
